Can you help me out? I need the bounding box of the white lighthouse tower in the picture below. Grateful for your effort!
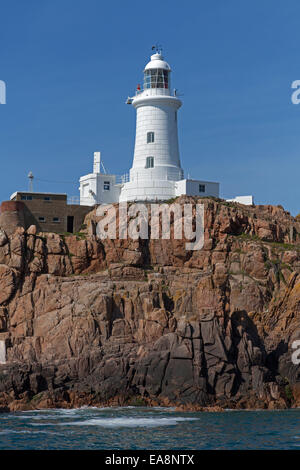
[119,50,184,202]
[79,49,254,206]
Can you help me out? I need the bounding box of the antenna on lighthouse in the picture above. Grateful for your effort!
[152,44,162,54]
[101,161,107,174]
[28,171,34,192]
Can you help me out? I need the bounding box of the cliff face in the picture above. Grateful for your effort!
[0,197,299,411]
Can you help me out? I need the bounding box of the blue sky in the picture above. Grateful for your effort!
[0,0,299,214]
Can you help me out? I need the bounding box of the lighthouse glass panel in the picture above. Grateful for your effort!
[144,69,169,89]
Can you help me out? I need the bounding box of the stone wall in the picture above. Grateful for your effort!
[0,201,25,235]
[0,197,92,234]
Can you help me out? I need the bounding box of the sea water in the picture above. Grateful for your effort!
[0,407,299,450]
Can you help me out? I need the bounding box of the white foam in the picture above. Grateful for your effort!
[0,430,62,435]
[59,417,199,428]
[7,415,35,419]
[22,406,107,414]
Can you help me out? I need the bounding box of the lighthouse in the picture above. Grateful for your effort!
[119,50,184,202]
[79,49,255,206]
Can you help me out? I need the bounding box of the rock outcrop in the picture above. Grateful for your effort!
[0,197,299,411]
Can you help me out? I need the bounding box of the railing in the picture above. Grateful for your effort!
[67,196,81,205]
[115,173,129,184]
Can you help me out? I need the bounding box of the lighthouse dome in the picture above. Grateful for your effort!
[144,53,171,90]
[144,53,171,71]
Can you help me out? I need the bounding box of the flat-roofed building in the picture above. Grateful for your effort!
[6,192,92,234]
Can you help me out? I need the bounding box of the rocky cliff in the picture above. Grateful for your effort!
[0,197,299,412]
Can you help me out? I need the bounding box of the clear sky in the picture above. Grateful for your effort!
[0,0,299,214]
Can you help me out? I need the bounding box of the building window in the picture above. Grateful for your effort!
[104,181,110,191]
[53,217,60,223]
[146,157,154,168]
[147,132,154,143]
[44,196,51,201]
[199,184,206,193]
[21,195,33,200]
[38,217,45,222]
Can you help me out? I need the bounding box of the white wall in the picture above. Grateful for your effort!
[95,174,121,205]
[120,91,184,202]
[131,97,182,182]
[119,179,176,202]
[226,195,254,205]
[80,173,121,206]
[80,174,98,206]
[175,179,220,198]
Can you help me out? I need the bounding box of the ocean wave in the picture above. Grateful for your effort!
[0,430,62,435]
[58,416,199,428]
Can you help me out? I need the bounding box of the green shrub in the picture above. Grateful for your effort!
[129,396,147,407]
[285,384,293,401]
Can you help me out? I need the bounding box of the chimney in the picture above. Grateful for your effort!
[93,151,101,174]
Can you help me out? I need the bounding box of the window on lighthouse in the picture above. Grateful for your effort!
[144,69,169,89]
[146,157,154,168]
[147,132,154,143]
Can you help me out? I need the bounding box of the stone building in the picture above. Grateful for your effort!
[0,192,91,235]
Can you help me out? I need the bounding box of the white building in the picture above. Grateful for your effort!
[79,152,122,206]
[80,50,252,206]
